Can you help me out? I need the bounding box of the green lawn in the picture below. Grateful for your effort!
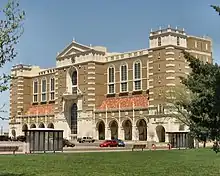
[0,149,219,176]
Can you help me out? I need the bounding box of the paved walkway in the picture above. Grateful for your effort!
[0,147,174,155]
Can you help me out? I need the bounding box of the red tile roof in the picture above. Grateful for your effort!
[98,95,148,110]
[25,104,55,115]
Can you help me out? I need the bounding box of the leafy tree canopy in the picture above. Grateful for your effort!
[179,52,220,141]
[0,0,25,119]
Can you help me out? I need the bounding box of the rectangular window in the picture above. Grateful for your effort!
[50,78,54,91]
[177,37,180,46]
[41,93,46,102]
[205,43,208,50]
[41,79,47,102]
[158,104,164,114]
[121,82,127,92]
[134,80,141,90]
[108,84,115,94]
[158,37,161,46]
[50,92,55,101]
[33,94,38,102]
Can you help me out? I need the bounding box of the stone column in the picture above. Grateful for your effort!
[95,128,99,140]
[165,133,169,143]
[132,126,138,141]
[120,128,124,140]
[105,127,110,140]
[118,126,123,140]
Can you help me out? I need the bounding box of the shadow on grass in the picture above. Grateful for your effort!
[0,174,36,176]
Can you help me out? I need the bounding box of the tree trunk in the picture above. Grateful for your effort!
[203,141,206,148]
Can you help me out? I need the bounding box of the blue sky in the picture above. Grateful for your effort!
[0,0,219,131]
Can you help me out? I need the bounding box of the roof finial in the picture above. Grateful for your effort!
[176,26,178,29]
[150,28,153,32]
[183,28,185,31]
[73,37,75,41]
[168,24,171,28]
[159,26,162,30]
[90,44,92,47]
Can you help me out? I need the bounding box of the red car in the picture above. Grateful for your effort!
[99,140,118,147]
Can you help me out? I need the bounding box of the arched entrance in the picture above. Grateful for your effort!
[137,119,147,141]
[71,103,77,134]
[156,125,165,142]
[30,124,36,128]
[22,123,28,136]
[109,120,118,139]
[47,123,54,129]
[97,121,105,140]
[123,119,132,140]
[39,122,45,128]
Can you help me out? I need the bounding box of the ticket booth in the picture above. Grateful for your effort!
[26,128,64,153]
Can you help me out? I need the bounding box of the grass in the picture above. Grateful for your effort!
[0,149,220,176]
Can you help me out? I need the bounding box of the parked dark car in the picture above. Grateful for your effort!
[100,140,118,147]
[114,139,125,147]
[63,139,75,147]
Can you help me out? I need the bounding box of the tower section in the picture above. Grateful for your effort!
[147,26,187,114]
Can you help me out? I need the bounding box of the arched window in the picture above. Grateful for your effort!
[133,60,142,91]
[120,63,128,92]
[33,79,38,102]
[108,65,115,94]
[71,103,77,134]
[41,78,47,102]
[72,71,77,86]
[50,77,55,101]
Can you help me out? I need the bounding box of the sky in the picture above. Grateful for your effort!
[0,0,219,132]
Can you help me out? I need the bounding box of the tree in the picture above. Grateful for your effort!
[211,5,220,15]
[0,0,25,120]
[161,84,209,147]
[179,52,220,143]
[162,51,220,148]
[161,86,193,127]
